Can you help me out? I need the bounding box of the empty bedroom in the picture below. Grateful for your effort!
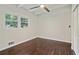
[0,4,79,55]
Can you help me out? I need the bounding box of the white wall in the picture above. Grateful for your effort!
[37,5,71,43]
[0,5,72,51]
[0,5,37,51]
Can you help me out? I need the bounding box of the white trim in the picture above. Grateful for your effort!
[0,36,70,51]
[0,36,37,51]
[38,36,71,43]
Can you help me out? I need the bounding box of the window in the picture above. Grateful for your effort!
[21,17,28,28]
[5,14,18,28]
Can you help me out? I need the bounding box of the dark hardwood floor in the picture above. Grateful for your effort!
[0,38,73,55]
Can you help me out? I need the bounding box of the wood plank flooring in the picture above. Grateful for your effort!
[0,38,72,55]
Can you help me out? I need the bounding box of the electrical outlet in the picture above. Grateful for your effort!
[8,41,15,46]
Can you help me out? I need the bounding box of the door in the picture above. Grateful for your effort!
[72,5,79,54]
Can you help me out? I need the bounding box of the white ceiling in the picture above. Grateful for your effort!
[15,4,71,16]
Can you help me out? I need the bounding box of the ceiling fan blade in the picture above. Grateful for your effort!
[30,6,40,10]
[44,7,50,12]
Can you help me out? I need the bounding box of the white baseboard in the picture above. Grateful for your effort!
[0,36,37,51]
[38,36,71,43]
[0,35,70,51]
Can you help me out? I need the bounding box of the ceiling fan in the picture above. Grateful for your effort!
[29,5,50,12]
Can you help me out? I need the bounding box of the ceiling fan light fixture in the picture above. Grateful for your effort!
[40,5,45,8]
[40,4,50,12]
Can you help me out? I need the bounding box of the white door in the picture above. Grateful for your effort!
[72,5,79,54]
[77,6,79,54]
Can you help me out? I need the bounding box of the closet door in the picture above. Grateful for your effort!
[77,6,79,54]
[72,5,79,54]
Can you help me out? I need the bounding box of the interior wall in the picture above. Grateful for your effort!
[0,5,37,51]
[37,5,71,43]
[0,5,72,51]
